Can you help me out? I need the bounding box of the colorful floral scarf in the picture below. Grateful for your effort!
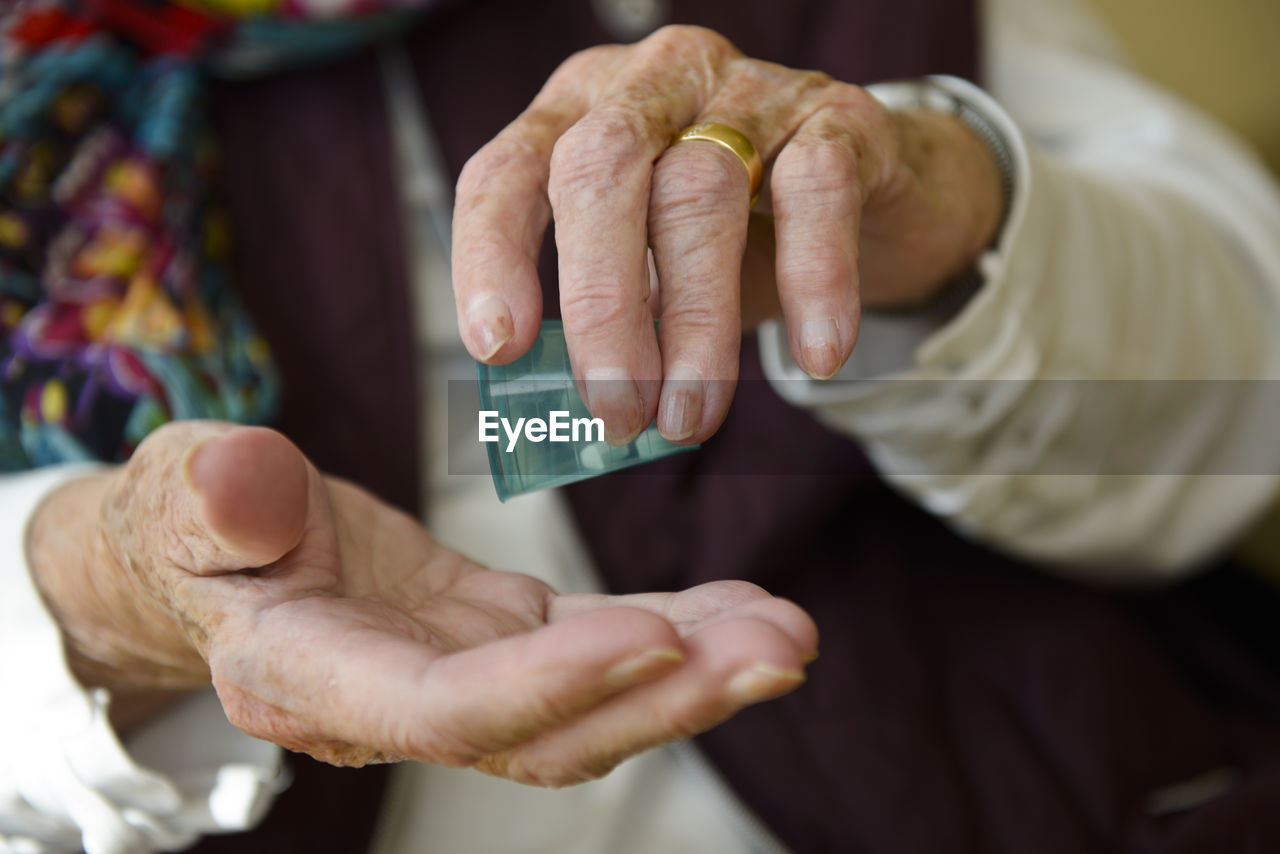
[0,0,422,469]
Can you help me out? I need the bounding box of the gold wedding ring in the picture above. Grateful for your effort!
[674,122,764,207]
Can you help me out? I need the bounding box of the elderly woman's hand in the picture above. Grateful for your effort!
[28,421,816,784]
[453,25,1003,444]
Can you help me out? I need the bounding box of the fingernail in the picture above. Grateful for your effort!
[803,649,820,665]
[467,294,514,361]
[658,368,703,442]
[606,647,685,687]
[726,663,806,705]
[183,436,226,496]
[799,317,842,379]
[584,367,644,445]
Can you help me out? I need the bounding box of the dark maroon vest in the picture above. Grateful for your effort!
[197,2,1280,852]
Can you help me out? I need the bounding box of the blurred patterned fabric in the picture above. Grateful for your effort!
[0,0,432,469]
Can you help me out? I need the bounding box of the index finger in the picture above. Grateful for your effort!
[451,47,621,365]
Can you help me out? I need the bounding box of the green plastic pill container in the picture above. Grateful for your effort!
[476,320,696,501]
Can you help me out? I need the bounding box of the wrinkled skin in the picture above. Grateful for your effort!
[31,422,817,785]
[453,25,1002,444]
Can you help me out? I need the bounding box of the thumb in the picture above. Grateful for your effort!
[113,421,311,575]
[184,425,311,571]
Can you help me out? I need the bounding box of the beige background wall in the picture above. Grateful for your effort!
[1087,0,1280,176]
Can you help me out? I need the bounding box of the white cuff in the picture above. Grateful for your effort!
[0,467,284,854]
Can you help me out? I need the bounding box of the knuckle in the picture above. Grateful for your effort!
[834,83,887,121]
[659,301,735,352]
[651,147,745,218]
[779,245,856,297]
[799,68,836,92]
[159,524,202,569]
[456,147,502,200]
[124,428,177,489]
[108,431,194,570]
[562,109,650,163]
[773,132,860,198]
[644,24,734,61]
[561,280,639,331]
[549,110,650,204]
[554,44,622,81]
[457,131,543,201]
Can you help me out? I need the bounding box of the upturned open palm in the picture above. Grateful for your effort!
[84,422,816,786]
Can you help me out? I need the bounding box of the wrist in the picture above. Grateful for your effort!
[903,108,1005,256]
[853,74,1014,310]
[28,472,210,695]
[864,107,1004,308]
